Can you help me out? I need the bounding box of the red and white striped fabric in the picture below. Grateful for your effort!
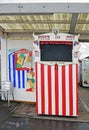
[36,62,78,116]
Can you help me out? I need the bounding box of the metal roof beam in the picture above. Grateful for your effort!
[79,33,89,42]
[1,19,89,24]
[77,21,89,24]
[75,30,89,34]
[6,31,89,42]
[69,13,78,34]
[5,29,69,33]
[0,3,89,14]
[0,20,71,24]
[0,26,5,38]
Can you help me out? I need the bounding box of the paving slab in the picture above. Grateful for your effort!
[11,87,89,122]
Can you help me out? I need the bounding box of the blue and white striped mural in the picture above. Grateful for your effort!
[8,49,34,90]
[8,51,28,89]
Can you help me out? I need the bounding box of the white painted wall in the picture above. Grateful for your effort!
[1,38,7,81]
[7,39,33,49]
[1,39,36,102]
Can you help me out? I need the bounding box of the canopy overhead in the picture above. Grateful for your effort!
[0,3,89,42]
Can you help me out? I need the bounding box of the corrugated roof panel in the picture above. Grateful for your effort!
[0,14,71,31]
[0,16,16,20]
[50,13,72,21]
[0,23,24,29]
[78,14,89,21]
[0,13,72,21]
[31,23,70,31]
[76,24,89,31]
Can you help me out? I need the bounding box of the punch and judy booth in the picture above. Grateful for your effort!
[33,32,80,117]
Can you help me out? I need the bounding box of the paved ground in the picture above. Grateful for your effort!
[11,86,89,122]
[0,104,89,130]
[79,87,89,112]
[0,86,89,129]
[1,117,89,130]
[0,103,10,125]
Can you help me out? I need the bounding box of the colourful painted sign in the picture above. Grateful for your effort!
[14,49,33,70]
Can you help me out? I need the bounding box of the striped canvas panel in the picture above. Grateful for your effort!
[36,62,78,116]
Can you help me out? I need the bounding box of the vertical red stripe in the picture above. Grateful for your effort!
[41,64,45,114]
[36,62,38,114]
[62,66,66,116]
[48,65,52,115]
[76,64,78,115]
[69,64,73,116]
[55,64,59,115]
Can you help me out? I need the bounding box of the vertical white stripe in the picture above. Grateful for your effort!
[44,65,48,114]
[65,65,70,116]
[72,64,77,116]
[10,55,14,82]
[16,70,18,88]
[8,55,10,80]
[58,66,62,115]
[51,65,55,115]
[25,70,27,88]
[11,54,14,69]
[37,63,41,114]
